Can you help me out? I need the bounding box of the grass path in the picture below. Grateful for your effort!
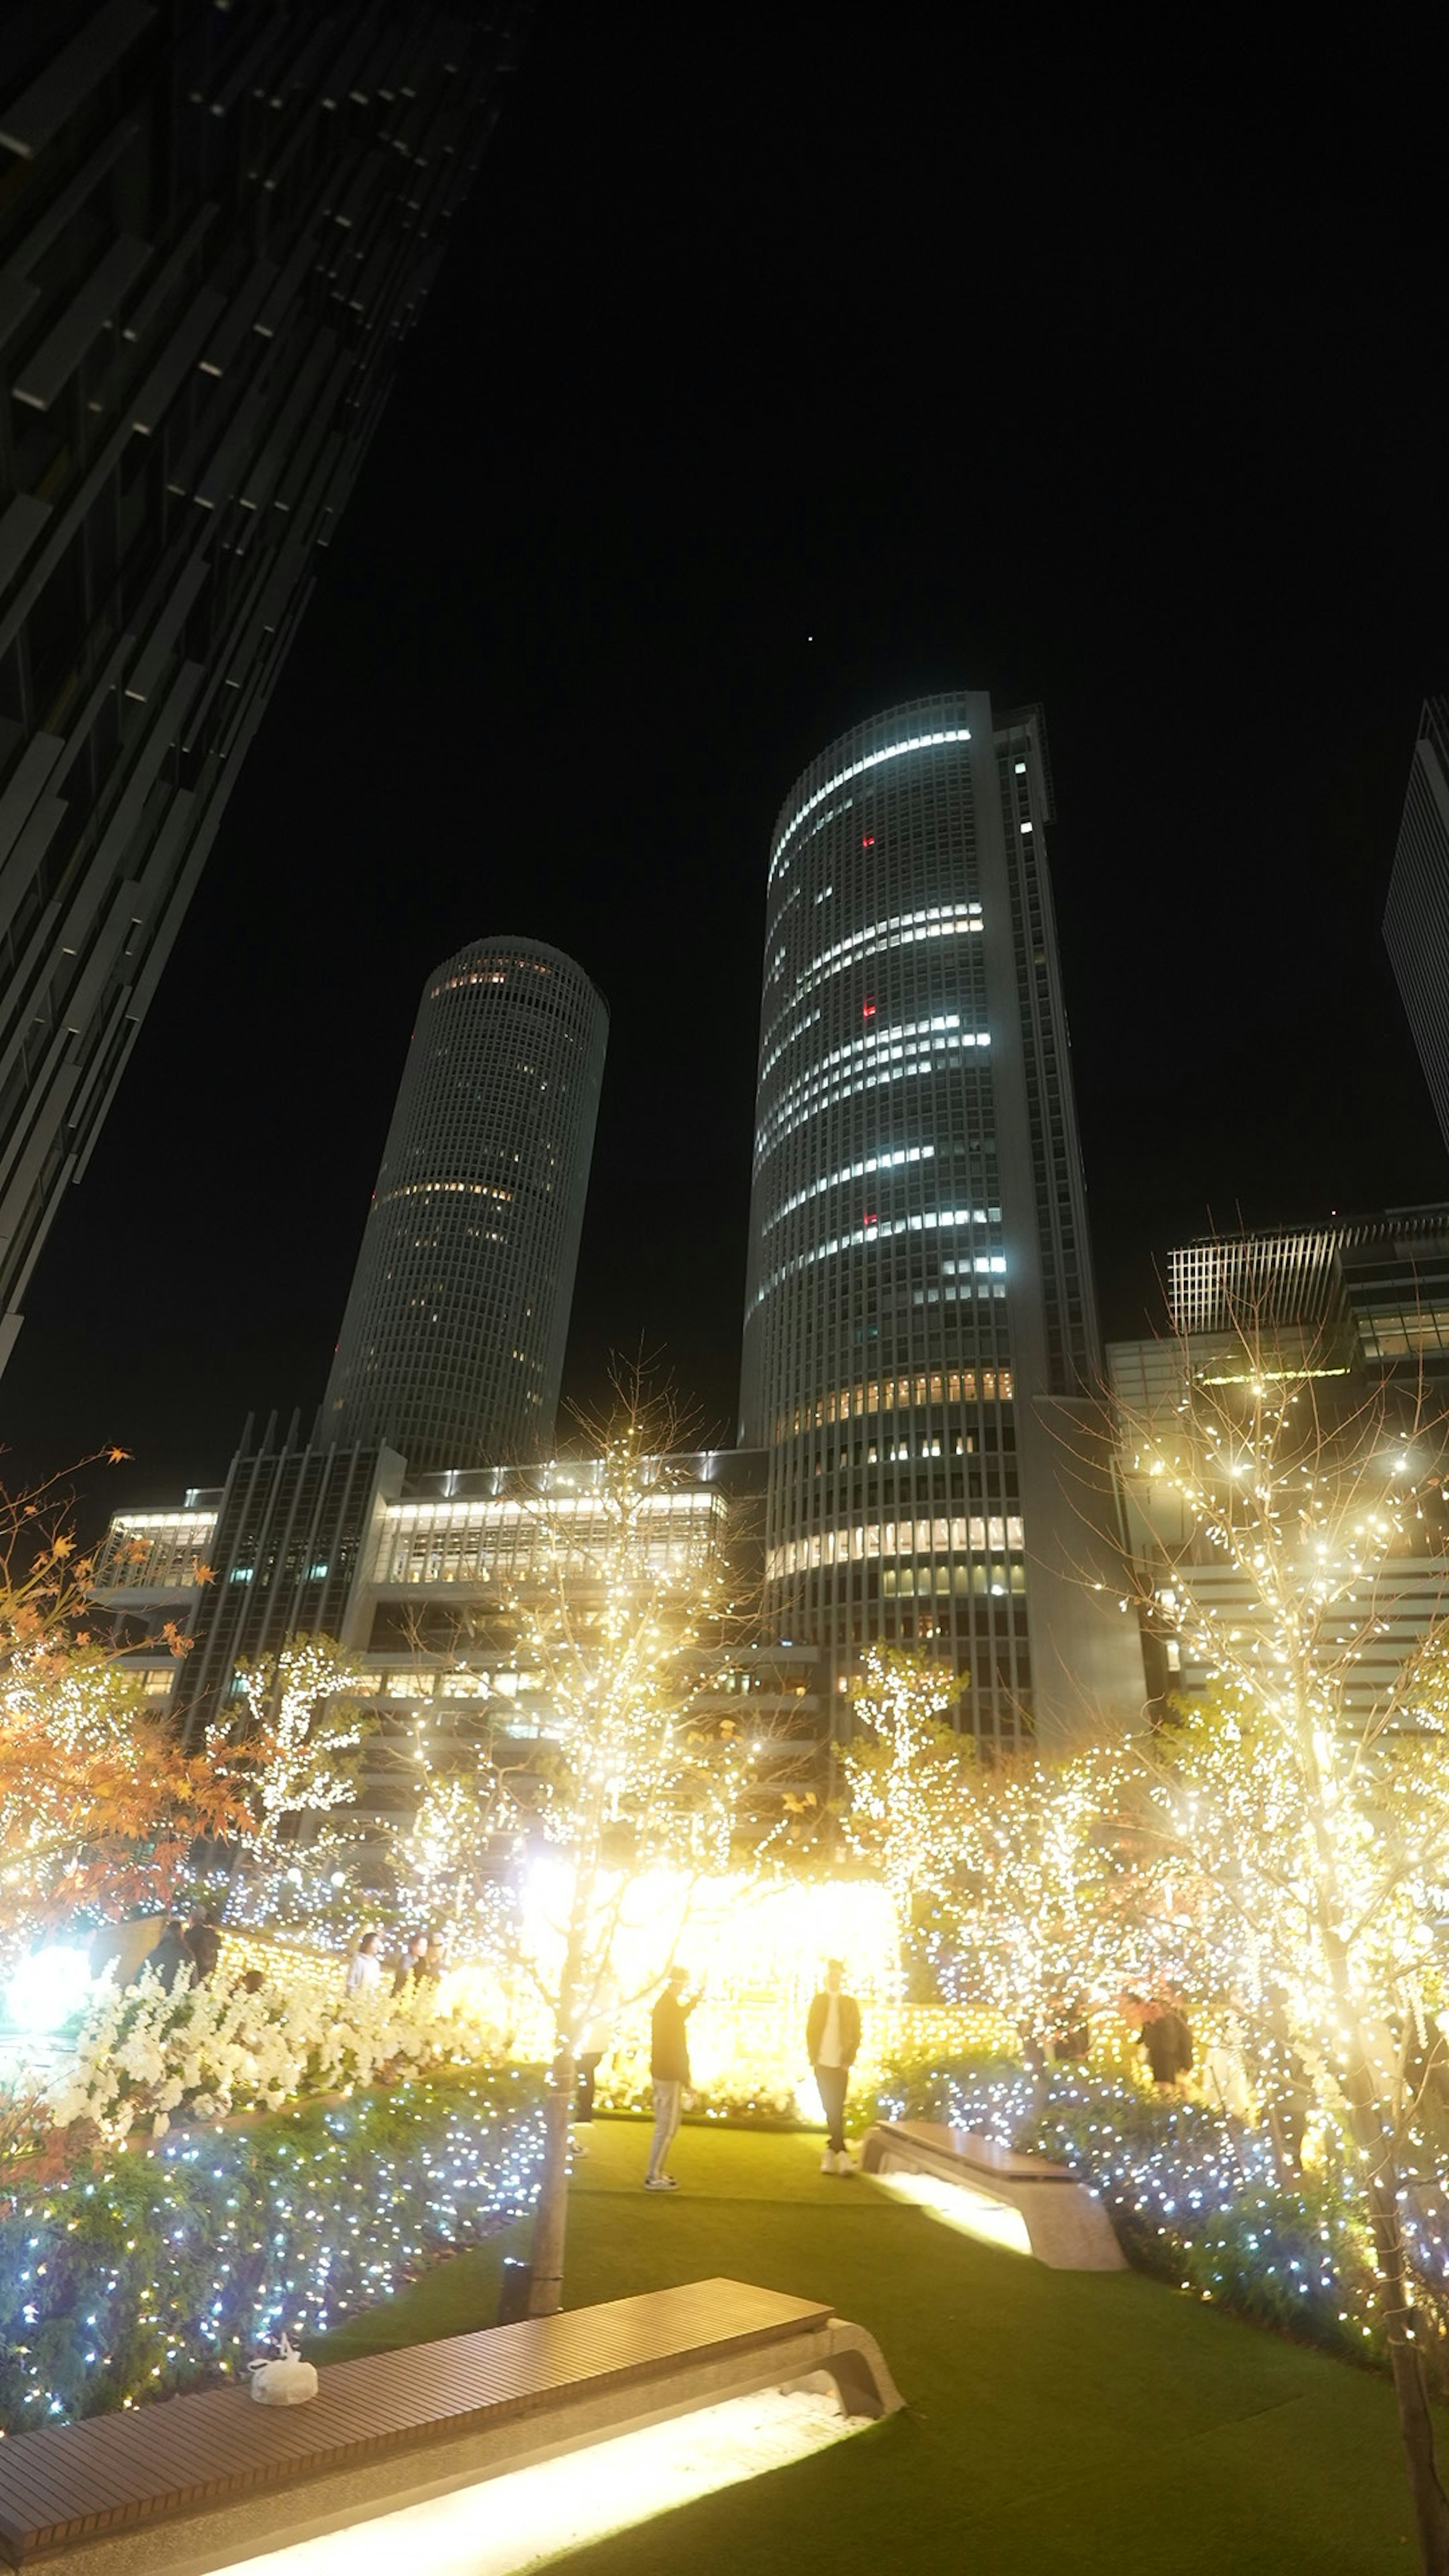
[314,2120,1424,2573]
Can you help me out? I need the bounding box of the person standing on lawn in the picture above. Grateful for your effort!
[808,1958,861,2173]
[644,1965,699,2191]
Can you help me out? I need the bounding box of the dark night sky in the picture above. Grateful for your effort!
[1,16,1444,1532]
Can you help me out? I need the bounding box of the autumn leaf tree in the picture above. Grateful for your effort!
[0,1464,254,1971]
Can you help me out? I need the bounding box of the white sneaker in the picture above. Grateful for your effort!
[821,2149,840,2175]
[836,2148,858,2174]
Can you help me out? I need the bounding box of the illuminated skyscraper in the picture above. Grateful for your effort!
[741,692,1143,1746]
[321,937,607,1472]
[0,1,525,1379]
[1384,697,1449,1154]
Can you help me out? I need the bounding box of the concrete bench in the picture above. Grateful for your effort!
[859,2119,1125,2271]
[0,2277,901,2574]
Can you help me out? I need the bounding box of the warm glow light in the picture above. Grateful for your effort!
[871,2165,1034,2256]
[218,2385,868,2575]
[511,1867,917,2113]
[4,1944,93,2033]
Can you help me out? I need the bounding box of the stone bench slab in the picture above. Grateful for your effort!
[0,2277,902,2574]
[860,2120,1126,2271]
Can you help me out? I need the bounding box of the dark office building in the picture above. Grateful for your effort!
[740,692,1144,1747]
[1384,697,1449,1158]
[0,1,525,1379]
[179,1420,401,1741]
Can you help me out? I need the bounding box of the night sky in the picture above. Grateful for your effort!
[2,17,1444,1532]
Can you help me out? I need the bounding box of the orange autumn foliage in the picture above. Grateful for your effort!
[0,1462,256,1959]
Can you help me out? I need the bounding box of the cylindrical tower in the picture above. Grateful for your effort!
[742,693,1138,1747]
[321,937,608,1471]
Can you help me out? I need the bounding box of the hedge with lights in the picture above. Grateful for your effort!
[867,2050,1426,2375]
[0,2065,544,2433]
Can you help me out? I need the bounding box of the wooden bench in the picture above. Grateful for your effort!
[859,2119,1126,2270]
[0,2277,901,2574]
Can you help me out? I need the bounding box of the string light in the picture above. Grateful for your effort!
[0,2072,543,2434]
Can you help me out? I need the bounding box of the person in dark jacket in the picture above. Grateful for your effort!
[185,1909,222,1985]
[394,1930,438,1993]
[644,1967,700,2190]
[1136,1996,1194,2089]
[807,1959,862,2172]
[136,1919,192,1992]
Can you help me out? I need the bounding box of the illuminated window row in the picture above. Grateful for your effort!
[764,1143,934,1234]
[767,1513,1024,1577]
[769,728,973,882]
[775,795,854,882]
[430,957,554,996]
[752,1208,1003,1309]
[755,1033,990,1163]
[371,1668,543,1699]
[760,1011,971,1136]
[758,909,984,1066]
[385,1491,719,1526]
[759,1006,821,1087]
[790,902,982,1002]
[884,1561,1028,1598]
[377,1180,514,1207]
[778,1365,1013,1437]
[773,1010,963,1105]
[915,1282,1008,1306]
[92,1511,218,1593]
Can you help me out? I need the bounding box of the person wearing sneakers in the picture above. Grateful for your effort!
[808,1959,861,2173]
[644,1965,699,2190]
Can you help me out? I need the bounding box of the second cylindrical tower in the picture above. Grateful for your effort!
[321,937,608,1470]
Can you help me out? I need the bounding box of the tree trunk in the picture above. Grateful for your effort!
[1345,2048,1449,2576]
[526,2048,576,2318]
[1302,1744,1449,2576]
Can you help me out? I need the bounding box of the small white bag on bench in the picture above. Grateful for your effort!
[249,2335,318,2406]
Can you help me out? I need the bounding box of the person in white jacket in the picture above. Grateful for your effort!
[344,1931,383,1999]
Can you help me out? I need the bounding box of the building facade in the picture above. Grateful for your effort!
[1111,1205,1449,1717]
[319,938,608,1471]
[92,1440,824,1812]
[740,691,1143,1746]
[1384,697,1449,1156]
[0,0,525,1379]
[1166,1206,1449,1361]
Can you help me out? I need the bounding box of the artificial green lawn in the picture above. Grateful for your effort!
[314,2121,1427,2574]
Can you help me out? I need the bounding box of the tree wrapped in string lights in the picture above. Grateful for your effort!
[946,1741,1141,2073]
[841,1646,967,1938]
[843,1646,1137,2065]
[1114,1320,1449,2572]
[231,1638,374,1854]
[506,1373,757,2316]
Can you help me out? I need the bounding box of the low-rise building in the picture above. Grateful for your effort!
[1109,1209,1449,1717]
